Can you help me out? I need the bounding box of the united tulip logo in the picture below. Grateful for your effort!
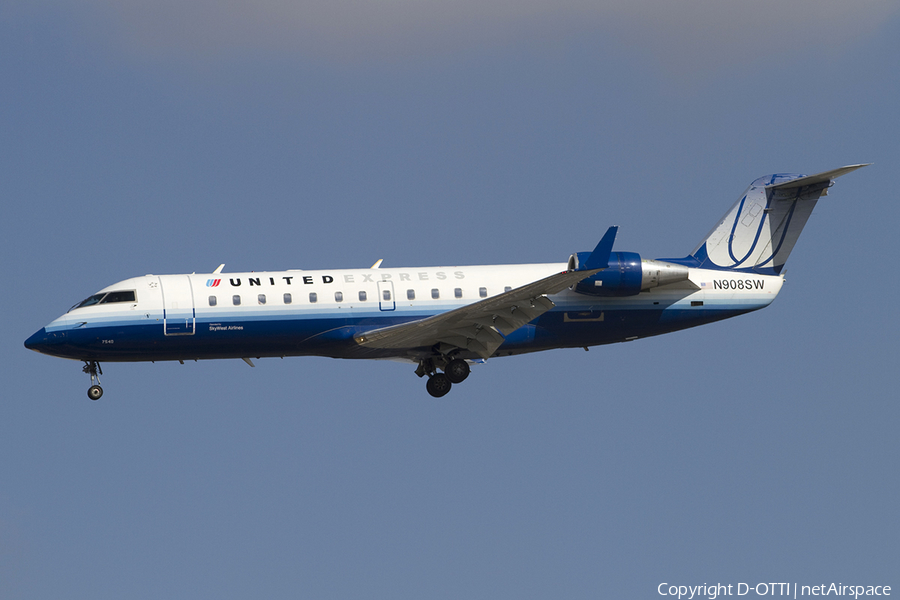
[206,279,221,287]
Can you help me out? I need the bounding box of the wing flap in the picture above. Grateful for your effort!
[436,326,504,359]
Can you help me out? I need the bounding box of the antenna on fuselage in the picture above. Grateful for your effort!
[370,259,383,269]
[213,264,225,274]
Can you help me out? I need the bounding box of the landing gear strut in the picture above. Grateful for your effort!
[83,361,103,400]
[417,355,472,397]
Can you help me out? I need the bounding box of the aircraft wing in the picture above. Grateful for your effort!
[354,268,602,359]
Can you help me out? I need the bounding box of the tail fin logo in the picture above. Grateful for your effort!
[688,166,868,275]
[693,176,819,275]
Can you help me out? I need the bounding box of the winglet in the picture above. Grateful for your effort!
[582,226,618,270]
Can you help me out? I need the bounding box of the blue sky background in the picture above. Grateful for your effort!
[2,1,899,598]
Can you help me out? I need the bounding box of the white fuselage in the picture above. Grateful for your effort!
[30,262,783,364]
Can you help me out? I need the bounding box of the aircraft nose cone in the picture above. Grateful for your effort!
[24,328,49,353]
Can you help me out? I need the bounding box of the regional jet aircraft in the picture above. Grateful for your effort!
[25,165,868,399]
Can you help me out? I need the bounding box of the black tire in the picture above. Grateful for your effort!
[88,385,103,401]
[426,373,452,398]
[445,359,470,384]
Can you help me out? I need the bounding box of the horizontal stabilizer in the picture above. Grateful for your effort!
[767,164,871,190]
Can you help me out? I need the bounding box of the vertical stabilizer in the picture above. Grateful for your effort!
[689,165,868,274]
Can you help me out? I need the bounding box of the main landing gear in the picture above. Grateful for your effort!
[83,361,103,400]
[417,356,471,398]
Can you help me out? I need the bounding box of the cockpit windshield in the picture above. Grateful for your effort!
[103,291,136,303]
[69,290,137,312]
[71,294,106,311]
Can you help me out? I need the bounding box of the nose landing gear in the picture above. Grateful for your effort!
[83,361,103,400]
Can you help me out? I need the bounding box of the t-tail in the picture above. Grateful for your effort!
[683,164,869,275]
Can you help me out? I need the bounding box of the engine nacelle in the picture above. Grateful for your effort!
[567,252,690,297]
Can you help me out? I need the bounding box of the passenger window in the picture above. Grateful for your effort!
[407,289,415,300]
[309,292,317,303]
[233,295,241,306]
[479,287,487,298]
[431,289,439,299]
[454,288,462,299]
[359,290,367,302]
[383,289,391,301]
[284,293,292,304]
[258,294,266,305]
[335,291,343,302]
[209,296,217,307]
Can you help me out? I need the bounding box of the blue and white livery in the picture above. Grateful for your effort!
[25,165,868,399]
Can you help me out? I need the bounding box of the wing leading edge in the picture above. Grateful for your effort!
[354,268,602,359]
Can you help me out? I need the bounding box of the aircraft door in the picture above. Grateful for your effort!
[377,281,395,311]
[158,275,196,335]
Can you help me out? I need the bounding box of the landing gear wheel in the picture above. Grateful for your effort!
[83,361,103,400]
[445,359,470,384]
[426,373,452,398]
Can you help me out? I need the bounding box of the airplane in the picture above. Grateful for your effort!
[25,165,868,399]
